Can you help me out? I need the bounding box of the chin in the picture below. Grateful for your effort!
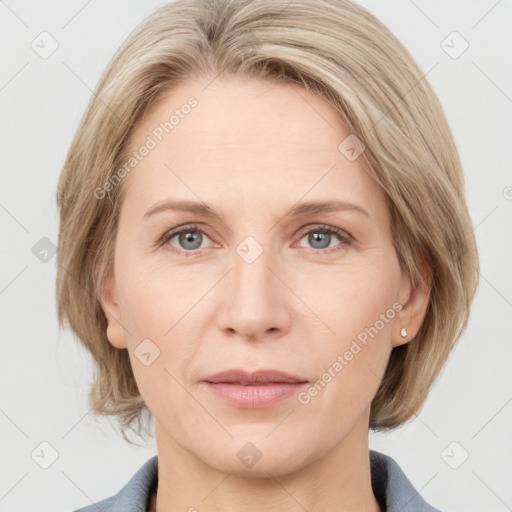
[195,433,311,478]
[207,452,305,479]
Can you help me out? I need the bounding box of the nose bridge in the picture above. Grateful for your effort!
[233,234,277,308]
[220,235,288,338]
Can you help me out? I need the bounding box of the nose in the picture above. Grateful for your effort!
[217,241,291,342]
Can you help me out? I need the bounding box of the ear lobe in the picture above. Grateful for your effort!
[392,261,432,348]
[99,272,128,349]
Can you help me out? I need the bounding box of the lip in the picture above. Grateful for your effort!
[202,368,308,384]
[201,368,309,409]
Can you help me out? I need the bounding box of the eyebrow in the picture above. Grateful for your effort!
[143,198,370,220]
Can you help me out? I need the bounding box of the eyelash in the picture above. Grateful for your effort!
[159,223,353,257]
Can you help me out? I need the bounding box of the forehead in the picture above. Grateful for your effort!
[131,76,349,153]
[122,77,386,219]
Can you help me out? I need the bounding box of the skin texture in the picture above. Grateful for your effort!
[100,76,430,512]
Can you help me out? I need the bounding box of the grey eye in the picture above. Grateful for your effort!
[165,227,209,251]
[306,231,333,249]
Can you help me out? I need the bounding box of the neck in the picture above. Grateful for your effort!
[150,416,382,512]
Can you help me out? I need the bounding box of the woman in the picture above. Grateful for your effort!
[56,0,479,510]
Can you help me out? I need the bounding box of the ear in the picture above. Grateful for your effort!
[392,260,431,348]
[99,271,128,349]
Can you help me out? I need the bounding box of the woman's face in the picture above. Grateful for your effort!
[101,76,428,476]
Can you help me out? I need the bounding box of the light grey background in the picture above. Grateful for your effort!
[1,1,511,511]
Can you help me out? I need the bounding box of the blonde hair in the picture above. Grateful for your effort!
[56,0,479,442]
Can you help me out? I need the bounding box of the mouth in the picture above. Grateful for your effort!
[201,368,309,408]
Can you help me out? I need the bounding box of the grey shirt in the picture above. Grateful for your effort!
[72,449,442,511]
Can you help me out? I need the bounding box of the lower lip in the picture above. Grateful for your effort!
[203,382,308,409]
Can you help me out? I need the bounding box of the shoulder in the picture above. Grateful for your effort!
[72,455,158,512]
[370,449,443,512]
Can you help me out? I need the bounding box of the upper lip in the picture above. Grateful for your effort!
[202,368,308,384]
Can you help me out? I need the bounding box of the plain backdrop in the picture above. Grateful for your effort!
[1,1,511,511]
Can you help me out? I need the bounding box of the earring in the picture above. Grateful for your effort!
[400,327,408,338]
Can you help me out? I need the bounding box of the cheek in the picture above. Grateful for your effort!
[300,258,401,389]
[303,258,401,341]
[115,247,196,336]
[294,267,398,429]
[114,252,204,388]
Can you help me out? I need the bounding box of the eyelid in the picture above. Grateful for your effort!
[296,223,352,240]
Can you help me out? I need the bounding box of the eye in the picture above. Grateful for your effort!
[296,225,353,254]
[160,224,214,255]
[160,223,353,256]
